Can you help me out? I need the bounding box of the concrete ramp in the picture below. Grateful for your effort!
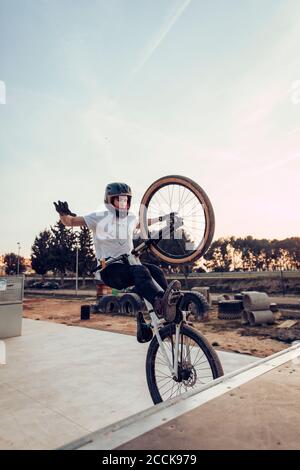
[61,344,300,450]
[0,318,257,450]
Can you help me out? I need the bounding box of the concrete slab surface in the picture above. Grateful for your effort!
[0,319,257,449]
[118,359,300,450]
[66,345,300,451]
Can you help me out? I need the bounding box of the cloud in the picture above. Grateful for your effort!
[129,0,192,81]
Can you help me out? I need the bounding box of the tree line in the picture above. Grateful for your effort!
[4,222,95,286]
[203,236,300,272]
[31,222,95,286]
[136,232,300,274]
[3,231,299,283]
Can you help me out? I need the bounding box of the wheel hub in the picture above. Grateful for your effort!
[173,363,197,386]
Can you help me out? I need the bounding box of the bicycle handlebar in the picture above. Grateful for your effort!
[91,213,183,273]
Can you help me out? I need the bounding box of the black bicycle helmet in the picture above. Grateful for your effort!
[104,182,132,216]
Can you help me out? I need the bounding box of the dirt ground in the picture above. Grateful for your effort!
[23,297,294,358]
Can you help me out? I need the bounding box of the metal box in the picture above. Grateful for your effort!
[0,276,24,339]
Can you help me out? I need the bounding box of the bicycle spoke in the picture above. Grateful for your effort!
[181,192,197,208]
[146,183,210,259]
[169,381,177,399]
[153,325,219,404]
[161,381,178,397]
[168,185,172,210]
[184,201,203,219]
[141,175,215,269]
[155,189,170,210]
[178,186,187,212]
[170,184,175,210]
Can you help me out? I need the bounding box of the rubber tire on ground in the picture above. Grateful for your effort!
[139,175,215,265]
[90,303,100,314]
[146,323,224,404]
[234,294,244,300]
[179,291,209,319]
[218,300,243,314]
[98,295,120,314]
[218,312,242,320]
[119,293,144,316]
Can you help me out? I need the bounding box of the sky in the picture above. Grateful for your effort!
[0,0,300,257]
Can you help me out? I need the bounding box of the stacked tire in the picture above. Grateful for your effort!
[179,291,210,320]
[119,293,144,317]
[218,300,243,320]
[191,287,211,306]
[98,295,120,314]
[234,293,244,301]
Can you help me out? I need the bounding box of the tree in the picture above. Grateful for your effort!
[153,228,196,272]
[204,236,300,272]
[205,239,232,272]
[4,253,26,275]
[134,227,198,274]
[31,230,53,280]
[49,222,76,286]
[194,266,206,273]
[75,226,96,288]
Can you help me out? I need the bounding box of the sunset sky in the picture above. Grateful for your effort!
[1,0,300,257]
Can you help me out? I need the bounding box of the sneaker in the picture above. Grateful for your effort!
[153,295,164,318]
[154,280,182,322]
[136,311,153,343]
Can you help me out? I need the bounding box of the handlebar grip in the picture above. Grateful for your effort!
[91,265,101,273]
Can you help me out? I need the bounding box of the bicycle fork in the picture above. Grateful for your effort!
[127,254,190,381]
[150,310,192,381]
[149,310,180,379]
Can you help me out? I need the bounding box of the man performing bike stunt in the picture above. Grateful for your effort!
[55,176,222,404]
[54,182,182,331]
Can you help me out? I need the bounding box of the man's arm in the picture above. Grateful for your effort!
[135,215,171,230]
[59,214,87,227]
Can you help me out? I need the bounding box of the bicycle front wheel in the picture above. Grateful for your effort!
[146,324,223,404]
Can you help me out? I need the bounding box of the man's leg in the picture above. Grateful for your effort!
[100,263,134,290]
[142,262,168,291]
[102,262,181,321]
[129,265,164,305]
[130,265,182,322]
[101,263,156,343]
[141,264,182,322]
[101,263,163,305]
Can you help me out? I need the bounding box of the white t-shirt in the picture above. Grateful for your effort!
[83,210,138,263]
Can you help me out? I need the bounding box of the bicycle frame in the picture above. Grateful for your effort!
[126,252,178,378]
[94,214,189,380]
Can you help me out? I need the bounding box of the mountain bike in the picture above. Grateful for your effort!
[93,175,224,404]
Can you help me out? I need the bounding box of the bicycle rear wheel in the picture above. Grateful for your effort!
[139,175,215,265]
[146,323,223,404]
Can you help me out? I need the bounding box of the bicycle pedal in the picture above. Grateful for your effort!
[168,290,182,305]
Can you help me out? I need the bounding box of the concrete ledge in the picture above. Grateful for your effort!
[60,343,300,450]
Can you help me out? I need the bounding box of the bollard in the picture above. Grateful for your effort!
[81,304,90,320]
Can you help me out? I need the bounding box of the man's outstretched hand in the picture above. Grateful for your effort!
[53,201,77,217]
